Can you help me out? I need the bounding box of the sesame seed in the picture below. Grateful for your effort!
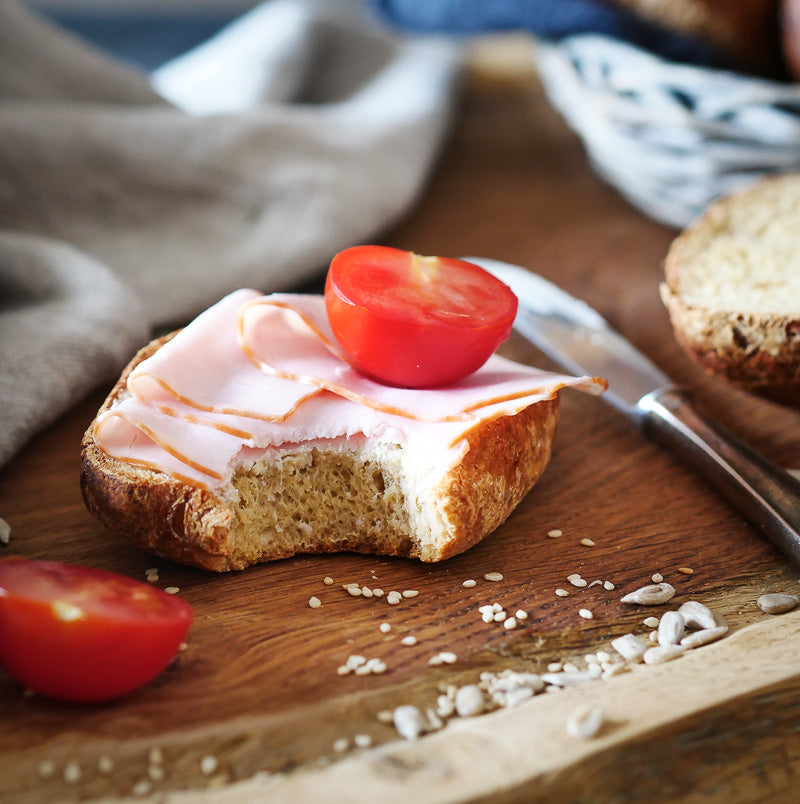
[493,611,506,622]
[643,616,660,628]
[401,636,417,646]
[387,591,402,605]
[491,602,503,613]
[555,588,570,597]
[333,738,349,753]
[37,760,56,779]
[361,587,374,598]
[323,577,334,585]
[372,588,384,597]
[484,572,504,582]
[429,651,457,666]
[503,617,517,630]
[651,572,664,583]
[547,529,563,538]
[63,761,81,784]
[377,710,394,724]
[97,756,114,775]
[402,590,419,598]
[547,662,563,672]
[148,766,165,782]
[678,567,694,575]
[516,609,528,620]
[149,747,164,765]
[580,538,596,547]
[569,577,588,588]
[164,587,180,595]
[481,611,494,623]
[354,734,372,748]
[200,756,218,776]
[379,622,391,633]
[603,581,615,591]
[346,586,362,597]
[308,596,322,609]
[132,780,152,796]
[462,579,477,588]
[579,609,593,620]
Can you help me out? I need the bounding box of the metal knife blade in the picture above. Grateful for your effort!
[467,256,800,568]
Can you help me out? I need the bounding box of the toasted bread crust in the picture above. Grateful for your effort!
[661,173,800,407]
[81,336,559,571]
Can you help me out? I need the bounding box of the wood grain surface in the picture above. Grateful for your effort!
[2,37,800,804]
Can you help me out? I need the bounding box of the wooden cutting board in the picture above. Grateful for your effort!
[3,38,800,804]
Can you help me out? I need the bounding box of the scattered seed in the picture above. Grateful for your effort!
[97,756,114,775]
[569,577,588,589]
[333,738,349,753]
[680,625,728,648]
[149,747,164,766]
[503,617,517,630]
[578,609,593,620]
[402,590,419,599]
[547,662,563,672]
[361,587,374,598]
[603,581,615,591]
[377,710,394,724]
[611,633,648,662]
[387,591,402,605]
[400,636,417,646]
[541,670,597,686]
[493,611,506,622]
[657,611,685,646]
[132,780,152,796]
[462,579,477,588]
[454,685,485,717]
[323,576,334,585]
[757,593,799,614]
[63,762,81,784]
[354,734,372,748]
[642,616,660,628]
[516,609,528,620]
[308,596,322,609]
[588,579,603,587]
[37,760,56,779]
[0,517,10,546]
[580,538,596,547]
[678,567,694,575]
[429,651,458,666]
[643,644,685,664]
[678,600,717,630]
[651,572,664,583]
[547,529,563,538]
[379,622,391,634]
[484,572,504,582]
[566,706,605,739]
[148,765,165,782]
[372,588,384,598]
[346,586,362,597]
[393,705,427,740]
[620,582,675,606]
[555,588,570,597]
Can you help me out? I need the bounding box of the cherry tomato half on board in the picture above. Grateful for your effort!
[324,246,518,388]
[0,558,193,702]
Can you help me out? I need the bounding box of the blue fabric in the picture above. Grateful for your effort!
[371,0,736,69]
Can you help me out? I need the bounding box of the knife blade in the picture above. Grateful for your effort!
[468,256,800,568]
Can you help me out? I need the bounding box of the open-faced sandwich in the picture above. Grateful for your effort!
[81,247,605,571]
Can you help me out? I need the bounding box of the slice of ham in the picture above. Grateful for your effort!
[93,290,606,490]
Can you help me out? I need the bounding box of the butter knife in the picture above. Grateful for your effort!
[468,256,800,568]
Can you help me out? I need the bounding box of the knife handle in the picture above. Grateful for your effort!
[637,386,800,568]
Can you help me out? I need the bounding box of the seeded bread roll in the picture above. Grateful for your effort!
[660,173,800,405]
[81,336,559,572]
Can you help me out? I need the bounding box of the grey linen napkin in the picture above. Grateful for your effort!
[0,0,461,467]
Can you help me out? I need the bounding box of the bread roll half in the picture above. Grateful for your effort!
[661,172,800,405]
[81,336,560,572]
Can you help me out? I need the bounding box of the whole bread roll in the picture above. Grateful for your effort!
[81,336,561,572]
[660,173,800,405]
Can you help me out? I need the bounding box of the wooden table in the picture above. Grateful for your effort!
[3,37,800,804]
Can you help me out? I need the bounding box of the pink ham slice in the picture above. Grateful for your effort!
[93,290,606,490]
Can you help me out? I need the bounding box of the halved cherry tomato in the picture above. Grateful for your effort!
[325,246,518,388]
[0,558,192,702]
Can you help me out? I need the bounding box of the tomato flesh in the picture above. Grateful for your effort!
[0,558,193,702]
[325,246,518,388]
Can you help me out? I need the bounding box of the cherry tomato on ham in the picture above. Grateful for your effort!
[0,558,192,702]
[325,246,518,388]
